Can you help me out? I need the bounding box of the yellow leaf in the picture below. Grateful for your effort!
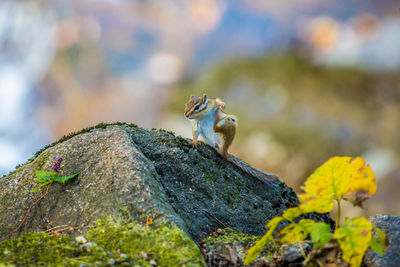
[244,225,275,265]
[298,157,376,213]
[346,158,376,196]
[267,216,284,229]
[245,156,377,266]
[280,219,315,245]
[282,207,302,221]
[299,194,334,213]
[334,217,373,267]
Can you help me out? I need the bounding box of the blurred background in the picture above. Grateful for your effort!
[1,0,399,219]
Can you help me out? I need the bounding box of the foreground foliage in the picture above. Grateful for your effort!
[244,156,386,266]
[0,216,205,266]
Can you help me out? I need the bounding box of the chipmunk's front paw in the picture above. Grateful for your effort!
[216,98,226,109]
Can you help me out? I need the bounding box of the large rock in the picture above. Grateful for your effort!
[0,123,331,242]
[364,214,400,267]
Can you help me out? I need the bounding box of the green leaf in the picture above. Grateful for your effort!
[30,181,52,192]
[334,217,373,267]
[53,173,78,183]
[311,222,332,248]
[35,170,55,183]
[52,174,62,182]
[58,173,79,183]
[369,226,386,255]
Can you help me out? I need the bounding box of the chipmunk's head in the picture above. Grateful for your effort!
[184,94,209,119]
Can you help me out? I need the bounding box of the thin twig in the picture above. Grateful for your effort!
[202,209,228,228]
[45,225,73,235]
[1,184,51,242]
[44,224,70,233]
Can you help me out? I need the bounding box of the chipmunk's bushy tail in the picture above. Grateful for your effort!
[228,155,280,183]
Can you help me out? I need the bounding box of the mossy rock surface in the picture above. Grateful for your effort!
[0,216,205,266]
[0,123,330,243]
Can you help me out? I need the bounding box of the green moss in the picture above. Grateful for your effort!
[153,129,191,149]
[203,228,260,249]
[0,216,205,266]
[158,128,176,136]
[204,171,213,183]
[173,136,192,149]
[202,228,277,263]
[0,232,87,266]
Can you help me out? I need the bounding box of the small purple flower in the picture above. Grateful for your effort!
[51,157,63,173]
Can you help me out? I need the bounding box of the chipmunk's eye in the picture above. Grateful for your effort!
[194,105,199,110]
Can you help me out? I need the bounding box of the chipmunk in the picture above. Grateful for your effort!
[184,94,278,182]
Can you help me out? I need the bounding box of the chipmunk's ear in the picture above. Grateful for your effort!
[190,95,195,99]
[202,94,207,102]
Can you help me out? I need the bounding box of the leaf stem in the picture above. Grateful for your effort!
[298,242,307,259]
[335,199,341,231]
